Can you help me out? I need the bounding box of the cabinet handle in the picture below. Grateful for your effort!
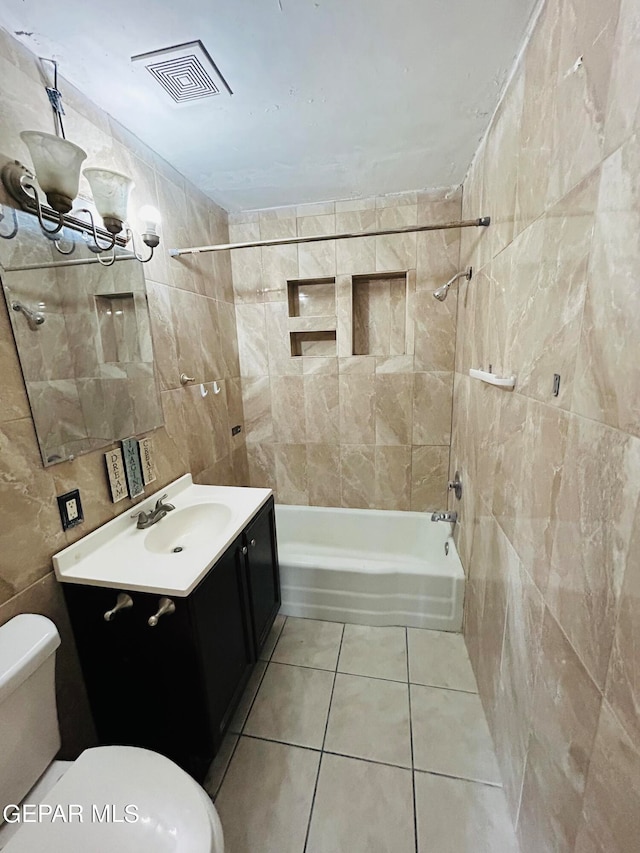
[241,546,248,555]
[104,593,133,622]
[250,538,256,547]
[148,597,176,627]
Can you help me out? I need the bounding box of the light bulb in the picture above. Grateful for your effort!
[138,205,161,234]
[138,205,161,248]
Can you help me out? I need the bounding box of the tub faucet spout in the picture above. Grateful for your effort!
[431,511,458,524]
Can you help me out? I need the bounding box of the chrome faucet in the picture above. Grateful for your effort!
[132,495,175,529]
[431,511,458,524]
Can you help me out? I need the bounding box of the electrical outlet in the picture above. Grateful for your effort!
[66,498,78,521]
[57,489,84,531]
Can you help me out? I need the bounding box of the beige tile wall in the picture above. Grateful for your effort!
[231,189,462,510]
[0,27,247,756]
[451,0,640,849]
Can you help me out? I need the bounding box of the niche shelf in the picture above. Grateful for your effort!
[352,272,408,356]
[290,330,336,357]
[287,277,337,357]
[287,277,336,318]
[95,292,140,363]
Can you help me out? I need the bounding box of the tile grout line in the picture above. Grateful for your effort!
[267,655,479,694]
[212,614,287,799]
[406,628,419,853]
[413,767,504,789]
[303,622,346,853]
[211,733,242,802]
[228,731,504,786]
[236,660,270,736]
[238,613,287,735]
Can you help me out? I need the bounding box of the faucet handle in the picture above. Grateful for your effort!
[131,508,149,520]
[155,494,175,511]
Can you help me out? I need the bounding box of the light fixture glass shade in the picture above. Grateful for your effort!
[20,131,87,213]
[83,168,134,233]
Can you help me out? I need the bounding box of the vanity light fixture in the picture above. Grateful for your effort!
[0,59,161,266]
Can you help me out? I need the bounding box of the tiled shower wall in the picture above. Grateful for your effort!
[0,27,246,756]
[451,0,640,849]
[230,190,462,510]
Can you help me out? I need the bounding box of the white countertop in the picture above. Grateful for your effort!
[53,475,273,596]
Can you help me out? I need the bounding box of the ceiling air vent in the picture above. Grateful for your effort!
[131,40,232,104]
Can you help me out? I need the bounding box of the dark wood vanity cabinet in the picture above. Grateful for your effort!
[63,497,280,783]
[244,497,281,651]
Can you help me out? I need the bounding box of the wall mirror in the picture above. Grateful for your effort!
[0,206,163,466]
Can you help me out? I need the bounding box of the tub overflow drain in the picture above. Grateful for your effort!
[173,546,184,553]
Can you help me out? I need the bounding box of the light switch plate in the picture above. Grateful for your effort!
[57,489,84,531]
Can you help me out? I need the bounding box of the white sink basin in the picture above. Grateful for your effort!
[52,475,273,596]
[144,503,233,554]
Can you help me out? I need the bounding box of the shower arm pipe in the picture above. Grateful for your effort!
[168,216,491,257]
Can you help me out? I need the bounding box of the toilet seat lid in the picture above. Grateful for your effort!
[4,746,218,852]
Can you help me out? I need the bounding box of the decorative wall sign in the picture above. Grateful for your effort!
[105,447,129,503]
[138,436,156,485]
[121,437,145,499]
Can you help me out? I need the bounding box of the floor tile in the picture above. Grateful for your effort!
[408,628,478,692]
[244,662,334,748]
[229,660,268,734]
[338,624,408,682]
[215,736,320,853]
[411,685,502,784]
[415,771,518,853]
[325,673,412,767]
[260,613,287,661]
[203,733,238,800]
[306,753,415,853]
[272,616,344,670]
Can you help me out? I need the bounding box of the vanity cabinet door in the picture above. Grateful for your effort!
[63,583,213,781]
[190,535,254,748]
[243,498,281,656]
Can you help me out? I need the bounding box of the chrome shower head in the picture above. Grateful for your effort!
[433,284,449,301]
[432,267,473,301]
[12,300,45,330]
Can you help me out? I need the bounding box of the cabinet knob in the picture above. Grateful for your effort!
[250,539,256,547]
[241,546,248,555]
[104,593,133,622]
[148,597,176,627]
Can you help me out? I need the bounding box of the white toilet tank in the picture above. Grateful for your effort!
[0,615,62,813]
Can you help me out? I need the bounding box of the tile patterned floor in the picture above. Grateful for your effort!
[205,616,519,853]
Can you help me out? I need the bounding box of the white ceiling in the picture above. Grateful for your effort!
[0,0,537,211]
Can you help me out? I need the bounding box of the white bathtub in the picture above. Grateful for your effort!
[275,505,464,631]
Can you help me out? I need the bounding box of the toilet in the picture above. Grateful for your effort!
[0,614,224,852]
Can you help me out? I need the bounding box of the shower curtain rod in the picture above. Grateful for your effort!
[2,254,137,272]
[169,216,491,257]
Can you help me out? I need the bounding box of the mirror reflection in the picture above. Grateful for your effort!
[0,208,163,466]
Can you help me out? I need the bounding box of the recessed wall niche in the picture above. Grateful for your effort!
[287,277,337,357]
[352,272,408,356]
[287,277,336,317]
[95,293,140,363]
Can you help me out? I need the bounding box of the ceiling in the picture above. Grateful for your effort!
[0,0,537,211]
